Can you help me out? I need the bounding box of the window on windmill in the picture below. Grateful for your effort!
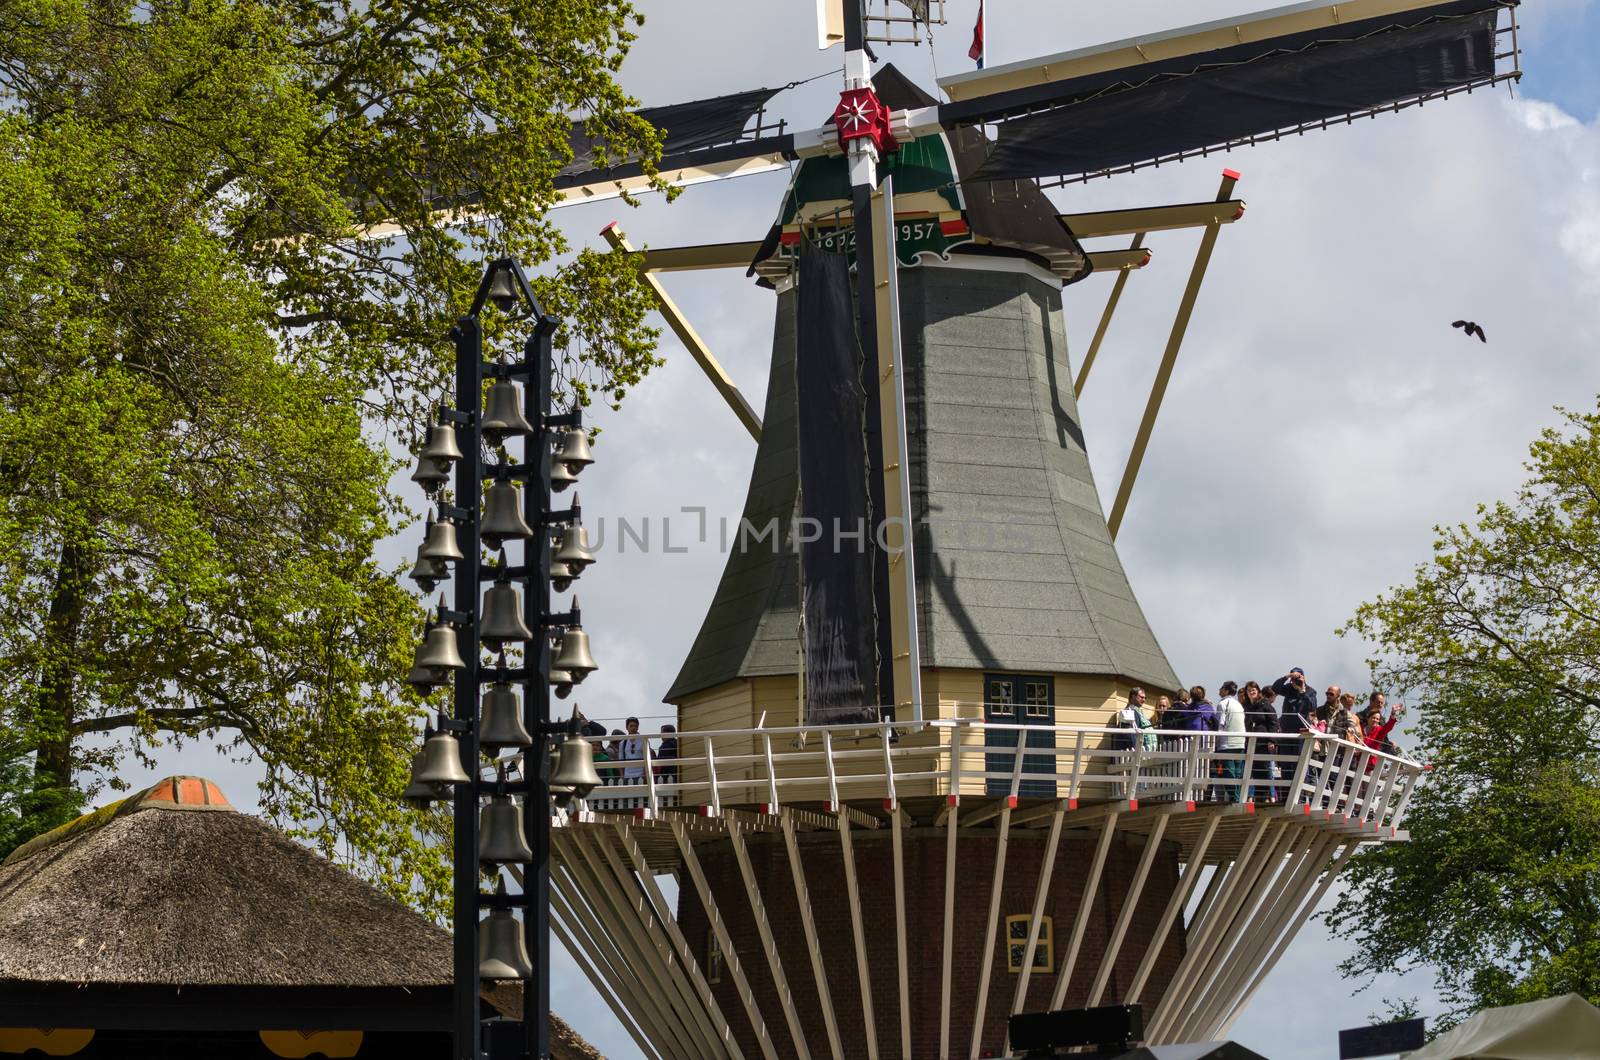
[1006,914,1053,974]
[706,928,724,984]
[1024,681,1051,719]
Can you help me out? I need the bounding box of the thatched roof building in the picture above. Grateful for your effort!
[0,776,601,1059]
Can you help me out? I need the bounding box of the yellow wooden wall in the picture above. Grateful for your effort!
[670,669,1143,803]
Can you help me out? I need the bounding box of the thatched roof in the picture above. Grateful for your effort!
[0,776,606,1058]
[0,776,451,988]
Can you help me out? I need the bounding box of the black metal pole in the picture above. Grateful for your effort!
[522,320,555,1060]
[452,317,485,1060]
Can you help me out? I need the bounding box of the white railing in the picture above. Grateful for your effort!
[568,717,1424,835]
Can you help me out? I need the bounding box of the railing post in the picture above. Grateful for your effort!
[823,729,840,812]
[1184,735,1202,803]
[881,724,898,808]
[1126,729,1143,801]
[1067,730,1086,804]
[762,730,780,810]
[704,735,721,816]
[1285,733,1315,806]
[1240,733,1258,804]
[1009,734,1027,799]
[643,735,658,814]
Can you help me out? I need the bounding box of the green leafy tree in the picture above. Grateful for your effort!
[0,0,665,916]
[1330,402,1600,1024]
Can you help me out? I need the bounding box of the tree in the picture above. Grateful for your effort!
[1330,402,1600,1025]
[0,0,665,916]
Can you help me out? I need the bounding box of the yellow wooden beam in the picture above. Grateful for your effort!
[601,222,762,442]
[1061,199,1244,239]
[1076,233,1146,398]
[638,241,766,273]
[1106,171,1239,540]
[1085,246,1153,272]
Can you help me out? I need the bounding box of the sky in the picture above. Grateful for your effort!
[112,1,1600,1056]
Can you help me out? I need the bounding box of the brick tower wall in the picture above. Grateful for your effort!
[676,825,1186,1059]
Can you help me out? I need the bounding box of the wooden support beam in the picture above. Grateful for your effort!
[1076,234,1145,398]
[1085,245,1153,273]
[553,839,700,1059]
[1107,171,1239,540]
[726,814,814,1059]
[1215,842,1360,1038]
[891,807,913,1060]
[1010,804,1066,1016]
[1125,813,1220,1004]
[638,241,766,273]
[939,796,959,1059]
[838,809,880,1060]
[672,820,783,1060]
[1050,811,1120,1009]
[548,881,668,1060]
[781,811,846,1060]
[600,222,763,441]
[614,822,745,1059]
[1087,814,1169,1006]
[549,903,666,1060]
[563,832,712,1059]
[1059,199,1245,239]
[967,802,1015,1059]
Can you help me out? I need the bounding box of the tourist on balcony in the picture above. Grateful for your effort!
[1242,681,1279,801]
[1270,668,1317,731]
[620,717,646,783]
[1115,687,1158,752]
[1360,693,1404,755]
[1328,693,1364,743]
[1214,681,1246,802]
[655,724,679,787]
[605,729,625,787]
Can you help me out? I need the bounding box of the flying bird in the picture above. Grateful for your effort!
[1452,319,1487,343]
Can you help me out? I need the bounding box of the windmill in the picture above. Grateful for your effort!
[506,2,1521,1057]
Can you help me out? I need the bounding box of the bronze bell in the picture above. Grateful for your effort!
[481,480,534,551]
[481,380,534,445]
[409,552,448,594]
[478,893,532,980]
[419,421,464,465]
[479,793,533,864]
[553,523,596,572]
[414,623,467,672]
[552,625,596,682]
[549,458,577,494]
[486,268,520,314]
[406,660,444,695]
[401,749,447,807]
[556,428,594,475]
[410,452,450,494]
[418,513,464,563]
[479,681,532,751]
[549,541,576,593]
[480,576,533,652]
[549,667,575,700]
[413,726,472,785]
[551,723,602,800]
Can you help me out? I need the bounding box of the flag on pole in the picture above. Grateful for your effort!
[969,1,985,68]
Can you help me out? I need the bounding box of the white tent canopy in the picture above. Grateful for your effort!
[1405,993,1600,1060]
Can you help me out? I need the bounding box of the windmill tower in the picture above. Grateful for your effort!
[539,2,1520,1057]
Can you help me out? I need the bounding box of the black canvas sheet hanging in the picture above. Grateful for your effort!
[969,7,1500,183]
[795,249,880,725]
[558,87,780,186]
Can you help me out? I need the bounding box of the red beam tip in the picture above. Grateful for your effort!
[1222,168,1241,180]
[599,220,620,235]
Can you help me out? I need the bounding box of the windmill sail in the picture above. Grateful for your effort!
[941,0,1514,183]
